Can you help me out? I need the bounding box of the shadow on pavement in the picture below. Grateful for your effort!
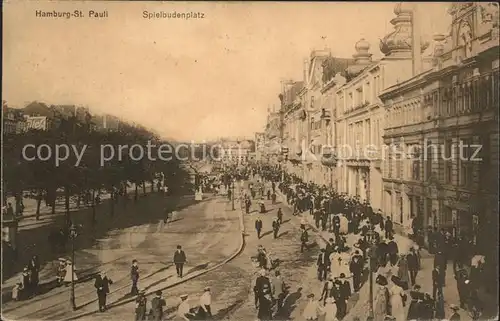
[213,299,245,320]
[278,231,289,238]
[260,230,273,238]
[186,262,210,276]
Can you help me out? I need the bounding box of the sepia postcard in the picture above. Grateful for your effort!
[2,1,499,321]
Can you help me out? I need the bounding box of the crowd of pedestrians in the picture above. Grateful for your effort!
[245,163,487,321]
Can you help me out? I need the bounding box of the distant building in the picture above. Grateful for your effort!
[218,138,254,164]
[2,103,25,134]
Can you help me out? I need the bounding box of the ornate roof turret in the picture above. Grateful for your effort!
[379,2,429,57]
[346,38,373,79]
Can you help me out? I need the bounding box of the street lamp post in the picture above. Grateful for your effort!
[69,224,78,311]
[366,225,377,321]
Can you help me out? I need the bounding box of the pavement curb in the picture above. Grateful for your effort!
[61,197,246,321]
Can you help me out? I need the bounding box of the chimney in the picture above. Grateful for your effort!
[411,3,422,76]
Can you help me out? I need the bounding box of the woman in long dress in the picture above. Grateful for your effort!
[338,215,349,235]
[63,261,78,285]
[303,293,321,321]
[388,282,405,321]
[374,275,389,321]
[373,284,390,321]
[320,297,338,321]
[396,255,410,289]
[329,251,341,278]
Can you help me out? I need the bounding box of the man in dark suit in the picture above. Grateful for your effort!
[276,208,283,225]
[130,259,139,296]
[94,271,113,312]
[349,250,364,292]
[333,279,347,319]
[407,247,420,286]
[255,217,263,239]
[387,237,399,266]
[300,226,308,253]
[150,290,166,321]
[272,217,280,239]
[384,217,393,239]
[173,245,187,278]
[317,248,329,281]
[432,266,444,300]
[339,273,352,300]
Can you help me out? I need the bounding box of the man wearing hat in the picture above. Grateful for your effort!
[255,217,263,239]
[349,250,363,292]
[173,245,187,278]
[94,271,113,312]
[198,287,212,319]
[449,304,461,321]
[317,248,329,281]
[272,217,280,239]
[135,290,147,321]
[130,259,140,296]
[57,258,67,285]
[300,226,309,253]
[151,290,166,321]
[177,294,194,321]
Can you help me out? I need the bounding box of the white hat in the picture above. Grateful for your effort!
[180,294,188,299]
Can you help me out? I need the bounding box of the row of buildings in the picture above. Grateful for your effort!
[259,2,499,252]
[2,101,122,134]
[215,138,256,164]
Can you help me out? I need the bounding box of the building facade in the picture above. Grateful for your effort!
[281,80,306,178]
[2,103,25,134]
[380,2,499,252]
[263,108,283,164]
[335,3,430,213]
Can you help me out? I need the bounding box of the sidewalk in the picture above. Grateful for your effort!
[3,196,243,320]
[2,191,197,297]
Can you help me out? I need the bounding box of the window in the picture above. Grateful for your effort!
[366,119,371,146]
[395,150,402,179]
[425,140,434,180]
[388,149,393,179]
[479,134,490,185]
[311,96,315,109]
[411,146,421,180]
[459,138,473,186]
[356,87,363,106]
[366,82,371,104]
[310,117,315,130]
[444,139,453,184]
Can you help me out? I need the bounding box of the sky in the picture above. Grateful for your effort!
[3,1,451,141]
